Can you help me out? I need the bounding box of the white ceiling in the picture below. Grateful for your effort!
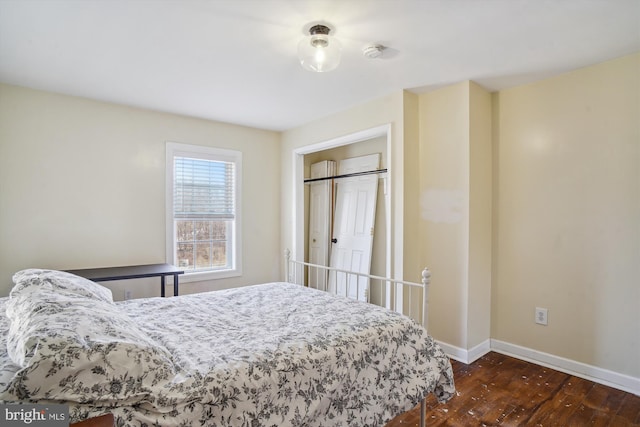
[1,0,638,131]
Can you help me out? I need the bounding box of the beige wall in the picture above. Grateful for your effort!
[492,53,640,377]
[418,82,471,348]
[0,84,281,299]
[417,81,493,350]
[467,82,493,350]
[402,92,422,284]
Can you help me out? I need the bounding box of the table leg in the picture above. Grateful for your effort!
[161,276,166,297]
[173,274,179,296]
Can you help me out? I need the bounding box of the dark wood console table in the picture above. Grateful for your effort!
[66,264,184,297]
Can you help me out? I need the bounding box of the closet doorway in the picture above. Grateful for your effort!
[292,125,392,303]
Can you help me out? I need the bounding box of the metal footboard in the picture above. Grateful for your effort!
[283,249,431,331]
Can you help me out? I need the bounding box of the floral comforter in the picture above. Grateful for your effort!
[0,270,454,427]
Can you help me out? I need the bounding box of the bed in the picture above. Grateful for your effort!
[0,260,455,426]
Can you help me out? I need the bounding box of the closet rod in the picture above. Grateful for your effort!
[303,168,388,184]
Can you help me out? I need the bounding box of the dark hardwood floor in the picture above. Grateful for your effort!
[387,351,640,426]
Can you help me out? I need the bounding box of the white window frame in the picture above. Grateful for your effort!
[166,142,242,282]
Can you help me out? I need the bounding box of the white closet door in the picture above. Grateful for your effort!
[329,154,380,301]
[308,160,335,290]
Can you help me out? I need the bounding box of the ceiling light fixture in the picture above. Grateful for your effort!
[298,23,342,72]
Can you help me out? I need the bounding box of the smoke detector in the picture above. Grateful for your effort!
[362,44,384,59]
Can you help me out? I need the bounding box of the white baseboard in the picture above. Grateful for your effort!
[490,339,640,396]
[434,338,640,395]
[435,339,491,364]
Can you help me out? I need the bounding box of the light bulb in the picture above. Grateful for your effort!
[315,47,326,64]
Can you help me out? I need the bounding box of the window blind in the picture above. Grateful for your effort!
[173,157,235,220]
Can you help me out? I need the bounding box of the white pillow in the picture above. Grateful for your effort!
[11,269,113,304]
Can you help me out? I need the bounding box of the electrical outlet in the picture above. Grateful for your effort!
[124,290,132,300]
[535,307,548,325]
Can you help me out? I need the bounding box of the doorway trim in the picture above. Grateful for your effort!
[292,124,392,281]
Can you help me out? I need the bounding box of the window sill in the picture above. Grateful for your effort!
[178,269,241,283]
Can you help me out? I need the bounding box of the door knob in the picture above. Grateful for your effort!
[331,238,338,243]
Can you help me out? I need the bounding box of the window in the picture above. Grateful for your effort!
[166,142,242,281]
